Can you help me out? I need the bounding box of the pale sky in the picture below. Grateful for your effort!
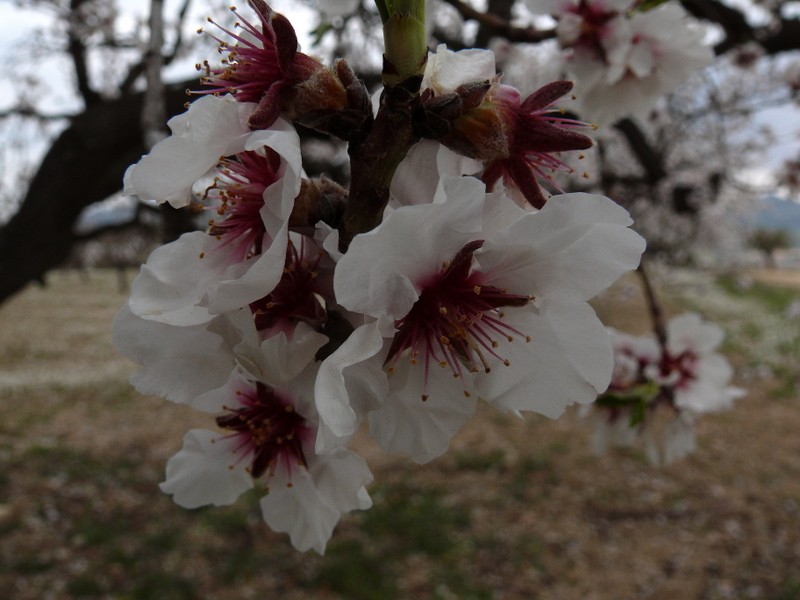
[0,0,797,221]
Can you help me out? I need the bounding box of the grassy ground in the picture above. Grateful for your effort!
[1,267,799,600]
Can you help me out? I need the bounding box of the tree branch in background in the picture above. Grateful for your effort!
[67,0,102,106]
[637,258,668,352]
[142,0,196,243]
[142,0,167,149]
[439,0,555,44]
[120,0,194,95]
[613,118,667,185]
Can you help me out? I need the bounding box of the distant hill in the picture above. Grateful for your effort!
[742,195,800,246]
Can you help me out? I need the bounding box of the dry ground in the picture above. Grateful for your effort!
[0,267,799,600]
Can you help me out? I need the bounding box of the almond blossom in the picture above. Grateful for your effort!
[528,0,714,124]
[591,314,745,464]
[107,0,733,553]
[197,0,343,129]
[658,313,745,415]
[317,177,645,462]
[124,107,303,326]
[421,45,594,208]
[159,327,372,554]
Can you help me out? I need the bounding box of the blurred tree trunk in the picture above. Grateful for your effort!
[0,81,199,305]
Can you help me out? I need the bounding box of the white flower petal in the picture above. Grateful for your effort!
[666,313,724,355]
[235,322,328,386]
[260,469,340,554]
[309,449,374,512]
[314,320,390,453]
[335,176,486,318]
[476,300,613,417]
[127,96,256,208]
[478,193,645,301]
[369,362,477,464]
[113,304,235,406]
[160,429,253,508]
[127,232,234,325]
[390,140,482,208]
[422,44,496,95]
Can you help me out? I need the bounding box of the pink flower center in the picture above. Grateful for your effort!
[483,81,593,209]
[196,5,286,103]
[385,240,532,397]
[568,0,620,60]
[206,149,282,263]
[662,350,699,390]
[249,238,328,338]
[216,382,313,479]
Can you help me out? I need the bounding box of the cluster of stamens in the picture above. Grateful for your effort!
[566,0,621,62]
[482,81,594,208]
[195,5,284,102]
[249,238,327,337]
[384,241,532,399]
[660,350,699,391]
[216,382,312,479]
[205,149,282,262]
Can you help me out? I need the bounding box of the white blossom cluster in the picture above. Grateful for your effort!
[589,314,745,465]
[110,0,724,552]
[526,0,714,125]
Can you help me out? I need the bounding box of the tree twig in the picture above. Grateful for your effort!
[636,257,668,352]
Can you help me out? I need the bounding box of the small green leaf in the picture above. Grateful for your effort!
[630,0,671,13]
[595,381,659,408]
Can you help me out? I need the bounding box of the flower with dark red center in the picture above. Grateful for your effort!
[589,314,744,464]
[478,81,594,209]
[206,149,283,263]
[318,177,645,462]
[249,236,330,338]
[155,325,373,553]
[419,46,592,208]
[660,349,699,391]
[197,0,328,129]
[216,381,314,478]
[558,0,625,59]
[385,240,530,394]
[123,115,304,326]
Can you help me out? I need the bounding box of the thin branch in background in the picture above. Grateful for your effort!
[636,257,668,353]
[67,0,102,106]
[142,0,167,149]
[120,0,194,95]
[438,0,555,44]
[0,107,75,121]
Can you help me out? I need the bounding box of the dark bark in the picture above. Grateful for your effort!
[0,80,199,304]
[68,0,102,107]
